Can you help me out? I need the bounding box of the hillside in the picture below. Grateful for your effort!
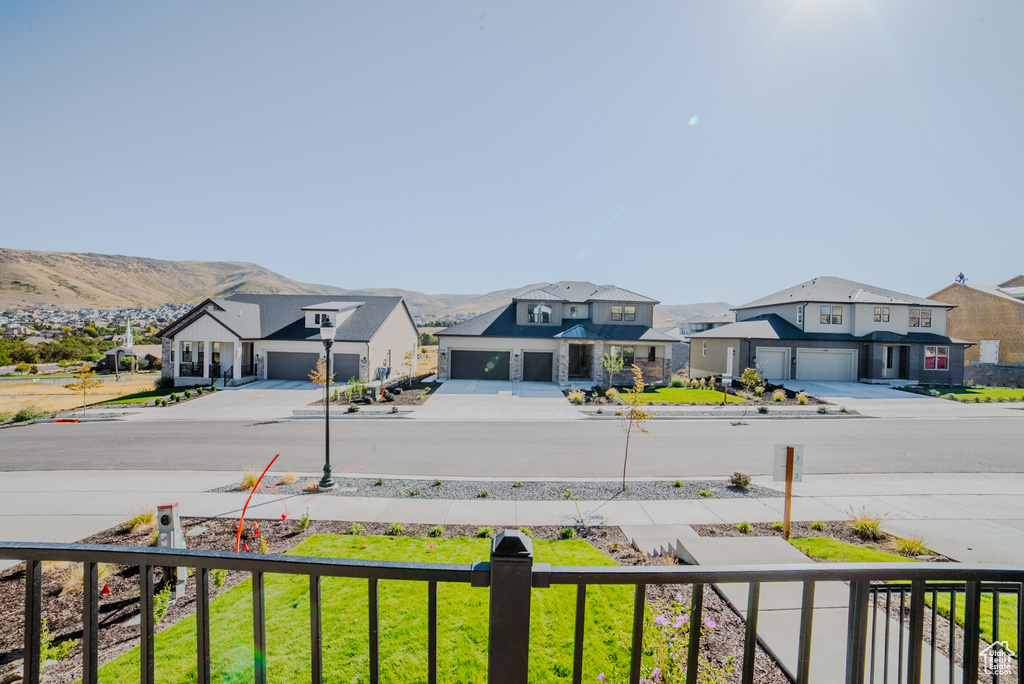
[0,249,350,309]
[0,249,732,323]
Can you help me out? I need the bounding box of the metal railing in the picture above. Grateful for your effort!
[2,535,1022,684]
[239,363,256,378]
[178,362,204,378]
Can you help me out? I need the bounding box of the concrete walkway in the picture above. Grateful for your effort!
[119,380,324,422]
[782,381,1024,419]
[3,471,1024,570]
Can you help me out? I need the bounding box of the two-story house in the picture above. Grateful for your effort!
[158,294,418,387]
[435,281,677,385]
[689,277,970,385]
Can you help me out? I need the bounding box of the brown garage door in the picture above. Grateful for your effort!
[522,352,553,382]
[449,350,511,380]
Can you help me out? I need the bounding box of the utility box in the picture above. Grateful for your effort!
[156,503,188,600]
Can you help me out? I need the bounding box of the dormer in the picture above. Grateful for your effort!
[514,288,567,325]
[302,301,362,329]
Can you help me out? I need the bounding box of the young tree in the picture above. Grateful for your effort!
[602,351,624,387]
[402,348,417,388]
[64,367,103,418]
[307,357,334,389]
[618,364,653,491]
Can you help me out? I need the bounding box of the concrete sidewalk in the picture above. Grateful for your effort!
[408,380,585,421]
[3,471,1024,571]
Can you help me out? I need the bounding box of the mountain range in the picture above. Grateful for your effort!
[0,248,730,323]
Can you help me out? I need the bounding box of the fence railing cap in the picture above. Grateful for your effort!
[492,530,533,558]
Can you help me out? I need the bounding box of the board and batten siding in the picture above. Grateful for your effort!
[589,302,654,327]
[172,313,241,344]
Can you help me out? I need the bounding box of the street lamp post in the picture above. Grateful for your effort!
[319,316,337,490]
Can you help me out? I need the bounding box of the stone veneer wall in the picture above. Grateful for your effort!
[608,358,665,386]
[964,363,1024,388]
[160,338,173,380]
[436,349,449,381]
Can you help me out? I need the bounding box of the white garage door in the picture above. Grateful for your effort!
[756,348,789,381]
[795,349,856,382]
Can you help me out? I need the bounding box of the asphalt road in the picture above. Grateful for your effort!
[3,416,1023,477]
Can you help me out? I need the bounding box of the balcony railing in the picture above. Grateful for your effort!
[1,536,1021,684]
[178,362,204,378]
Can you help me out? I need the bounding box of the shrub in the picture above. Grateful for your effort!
[125,508,156,534]
[196,386,204,395]
[673,480,683,488]
[409,489,420,496]
[155,376,175,389]
[839,406,849,414]
[809,521,828,531]
[428,525,445,538]
[729,472,751,490]
[562,490,575,499]
[40,617,76,669]
[895,536,930,557]
[740,367,761,388]
[348,523,364,535]
[699,489,713,498]
[160,398,168,407]
[735,521,752,533]
[670,376,685,388]
[239,469,259,491]
[754,385,766,396]
[212,568,227,588]
[698,377,706,389]
[390,406,399,414]
[560,527,576,539]
[477,490,489,498]
[0,411,12,424]
[796,392,808,405]
[184,390,192,399]
[769,521,784,531]
[512,481,522,488]
[30,365,39,374]
[772,389,786,403]
[518,526,532,537]
[605,388,620,400]
[15,362,31,374]
[433,479,443,487]
[277,472,298,486]
[14,405,46,422]
[347,405,360,413]
[476,526,495,538]
[385,523,404,536]
[153,584,172,623]
[566,389,585,405]
[817,405,828,414]
[172,394,181,403]
[758,406,769,414]
[301,479,319,492]
[849,511,884,541]
[299,510,310,530]
[375,477,384,486]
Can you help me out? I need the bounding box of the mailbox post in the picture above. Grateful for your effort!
[156,503,188,600]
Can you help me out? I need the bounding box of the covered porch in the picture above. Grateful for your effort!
[173,339,259,387]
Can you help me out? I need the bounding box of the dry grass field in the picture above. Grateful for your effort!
[0,374,158,414]
[417,345,438,376]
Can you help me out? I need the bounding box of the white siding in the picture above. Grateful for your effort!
[367,305,418,379]
[172,314,240,343]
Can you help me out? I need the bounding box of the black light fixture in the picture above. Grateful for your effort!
[319,316,337,490]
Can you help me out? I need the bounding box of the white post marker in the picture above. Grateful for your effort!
[774,445,804,540]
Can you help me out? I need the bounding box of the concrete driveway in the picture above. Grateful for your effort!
[410,380,584,421]
[782,380,1024,419]
[122,379,323,422]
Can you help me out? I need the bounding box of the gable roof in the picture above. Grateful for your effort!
[436,304,676,342]
[158,294,409,342]
[738,277,951,310]
[999,275,1024,288]
[511,281,658,304]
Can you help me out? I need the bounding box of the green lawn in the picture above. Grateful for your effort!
[630,387,745,404]
[95,535,641,683]
[94,387,180,406]
[941,387,1024,402]
[790,537,1017,652]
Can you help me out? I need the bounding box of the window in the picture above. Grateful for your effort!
[647,346,656,362]
[569,306,578,318]
[528,304,551,323]
[624,306,636,322]
[797,305,803,325]
[180,341,193,363]
[920,309,931,327]
[610,345,635,364]
[909,308,931,327]
[611,305,622,321]
[819,305,843,325]
[314,313,322,325]
[874,307,890,323]
[702,341,707,357]
[924,346,948,370]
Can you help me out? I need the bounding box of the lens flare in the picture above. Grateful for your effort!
[688,115,699,127]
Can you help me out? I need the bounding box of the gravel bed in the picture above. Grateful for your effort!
[215,477,781,501]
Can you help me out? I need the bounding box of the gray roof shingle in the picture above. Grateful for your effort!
[436,304,676,342]
[738,277,951,310]
[690,313,971,345]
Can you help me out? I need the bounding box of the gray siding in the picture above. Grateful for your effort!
[590,302,654,327]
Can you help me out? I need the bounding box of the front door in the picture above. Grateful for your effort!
[568,344,589,377]
[883,346,900,379]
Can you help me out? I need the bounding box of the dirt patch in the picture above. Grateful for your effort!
[0,519,790,684]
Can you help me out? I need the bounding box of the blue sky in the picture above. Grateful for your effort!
[1,1,1020,306]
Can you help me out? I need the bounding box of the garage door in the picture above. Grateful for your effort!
[333,353,360,384]
[795,349,856,382]
[450,350,511,380]
[267,352,320,381]
[522,352,554,382]
[756,348,788,381]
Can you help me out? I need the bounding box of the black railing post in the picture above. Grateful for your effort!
[846,579,870,684]
[23,559,42,684]
[487,530,534,684]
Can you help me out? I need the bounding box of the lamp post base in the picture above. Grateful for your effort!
[318,474,336,490]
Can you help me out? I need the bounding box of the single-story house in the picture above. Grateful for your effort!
[689,276,971,385]
[436,281,677,385]
[158,295,418,387]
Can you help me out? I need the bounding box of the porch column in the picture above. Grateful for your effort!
[233,342,242,381]
[204,339,212,379]
[173,338,181,379]
[557,340,569,384]
[592,341,605,384]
